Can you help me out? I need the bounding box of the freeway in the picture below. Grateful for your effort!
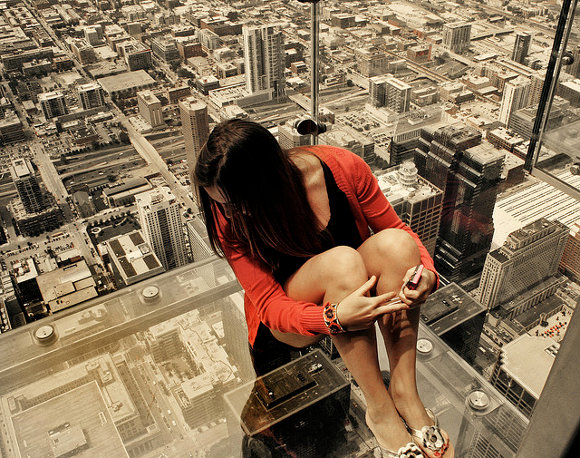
[110,104,198,213]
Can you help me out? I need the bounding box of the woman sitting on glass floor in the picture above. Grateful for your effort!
[192,119,454,458]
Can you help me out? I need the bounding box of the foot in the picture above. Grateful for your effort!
[365,409,422,457]
[390,393,454,457]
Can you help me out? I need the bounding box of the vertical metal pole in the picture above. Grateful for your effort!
[525,0,577,171]
[310,1,319,145]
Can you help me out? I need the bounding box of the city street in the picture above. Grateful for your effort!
[29,141,69,204]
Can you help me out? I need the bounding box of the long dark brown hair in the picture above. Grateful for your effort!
[193,119,323,270]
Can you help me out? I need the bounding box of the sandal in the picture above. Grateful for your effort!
[378,442,424,457]
[366,412,425,457]
[404,409,449,457]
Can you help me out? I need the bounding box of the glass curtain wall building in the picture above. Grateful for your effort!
[0,1,578,457]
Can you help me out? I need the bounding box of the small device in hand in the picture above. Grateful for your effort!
[405,265,424,290]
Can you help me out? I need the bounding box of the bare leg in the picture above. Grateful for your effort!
[277,246,413,451]
[359,229,453,457]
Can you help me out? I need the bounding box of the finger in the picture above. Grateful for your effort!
[373,290,397,304]
[354,275,377,296]
[375,301,409,316]
[402,286,421,297]
[398,291,414,306]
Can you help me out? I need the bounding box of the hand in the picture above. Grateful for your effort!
[337,276,410,331]
[399,266,436,308]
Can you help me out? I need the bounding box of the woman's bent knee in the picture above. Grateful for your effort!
[322,246,368,287]
[373,229,420,263]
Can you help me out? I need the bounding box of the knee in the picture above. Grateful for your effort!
[375,229,420,265]
[323,246,368,289]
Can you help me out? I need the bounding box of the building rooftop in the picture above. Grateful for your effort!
[97,70,155,93]
[36,260,97,312]
[135,186,176,209]
[38,91,64,102]
[422,283,486,333]
[102,177,150,197]
[106,230,163,281]
[464,141,506,165]
[499,334,559,398]
[492,171,580,246]
[9,158,33,179]
[377,162,442,206]
[6,383,127,458]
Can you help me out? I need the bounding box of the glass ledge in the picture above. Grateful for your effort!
[0,258,527,458]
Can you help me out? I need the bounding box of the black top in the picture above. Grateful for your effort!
[273,160,363,285]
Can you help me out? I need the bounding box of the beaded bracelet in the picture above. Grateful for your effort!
[323,302,346,335]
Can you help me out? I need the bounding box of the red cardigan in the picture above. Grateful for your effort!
[216,145,438,346]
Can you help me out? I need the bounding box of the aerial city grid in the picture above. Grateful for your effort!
[0,0,579,457]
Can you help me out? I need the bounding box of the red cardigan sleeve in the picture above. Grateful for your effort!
[351,153,440,288]
[217,213,331,336]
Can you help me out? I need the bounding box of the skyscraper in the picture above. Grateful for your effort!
[420,282,486,364]
[38,91,67,119]
[135,187,188,270]
[385,77,412,113]
[137,90,164,127]
[478,218,569,312]
[243,24,285,100]
[180,97,209,169]
[377,161,443,256]
[78,83,106,110]
[499,76,531,127]
[415,124,505,282]
[9,159,45,213]
[369,76,411,113]
[442,22,471,54]
[369,75,388,107]
[512,32,531,64]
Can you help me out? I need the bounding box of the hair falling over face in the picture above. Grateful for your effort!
[192,119,324,270]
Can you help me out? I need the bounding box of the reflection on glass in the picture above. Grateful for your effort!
[0,259,527,457]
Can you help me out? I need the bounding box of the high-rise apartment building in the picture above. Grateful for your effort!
[135,187,188,270]
[78,83,106,110]
[179,97,209,168]
[369,75,411,113]
[377,161,443,256]
[499,76,531,127]
[243,24,285,100]
[415,124,505,282]
[356,47,388,77]
[385,77,412,113]
[442,22,471,54]
[10,159,45,213]
[38,91,67,119]
[137,90,164,127]
[120,42,152,71]
[369,75,388,107]
[509,96,568,141]
[150,37,180,63]
[478,218,569,312]
[512,32,531,64]
[70,38,97,65]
